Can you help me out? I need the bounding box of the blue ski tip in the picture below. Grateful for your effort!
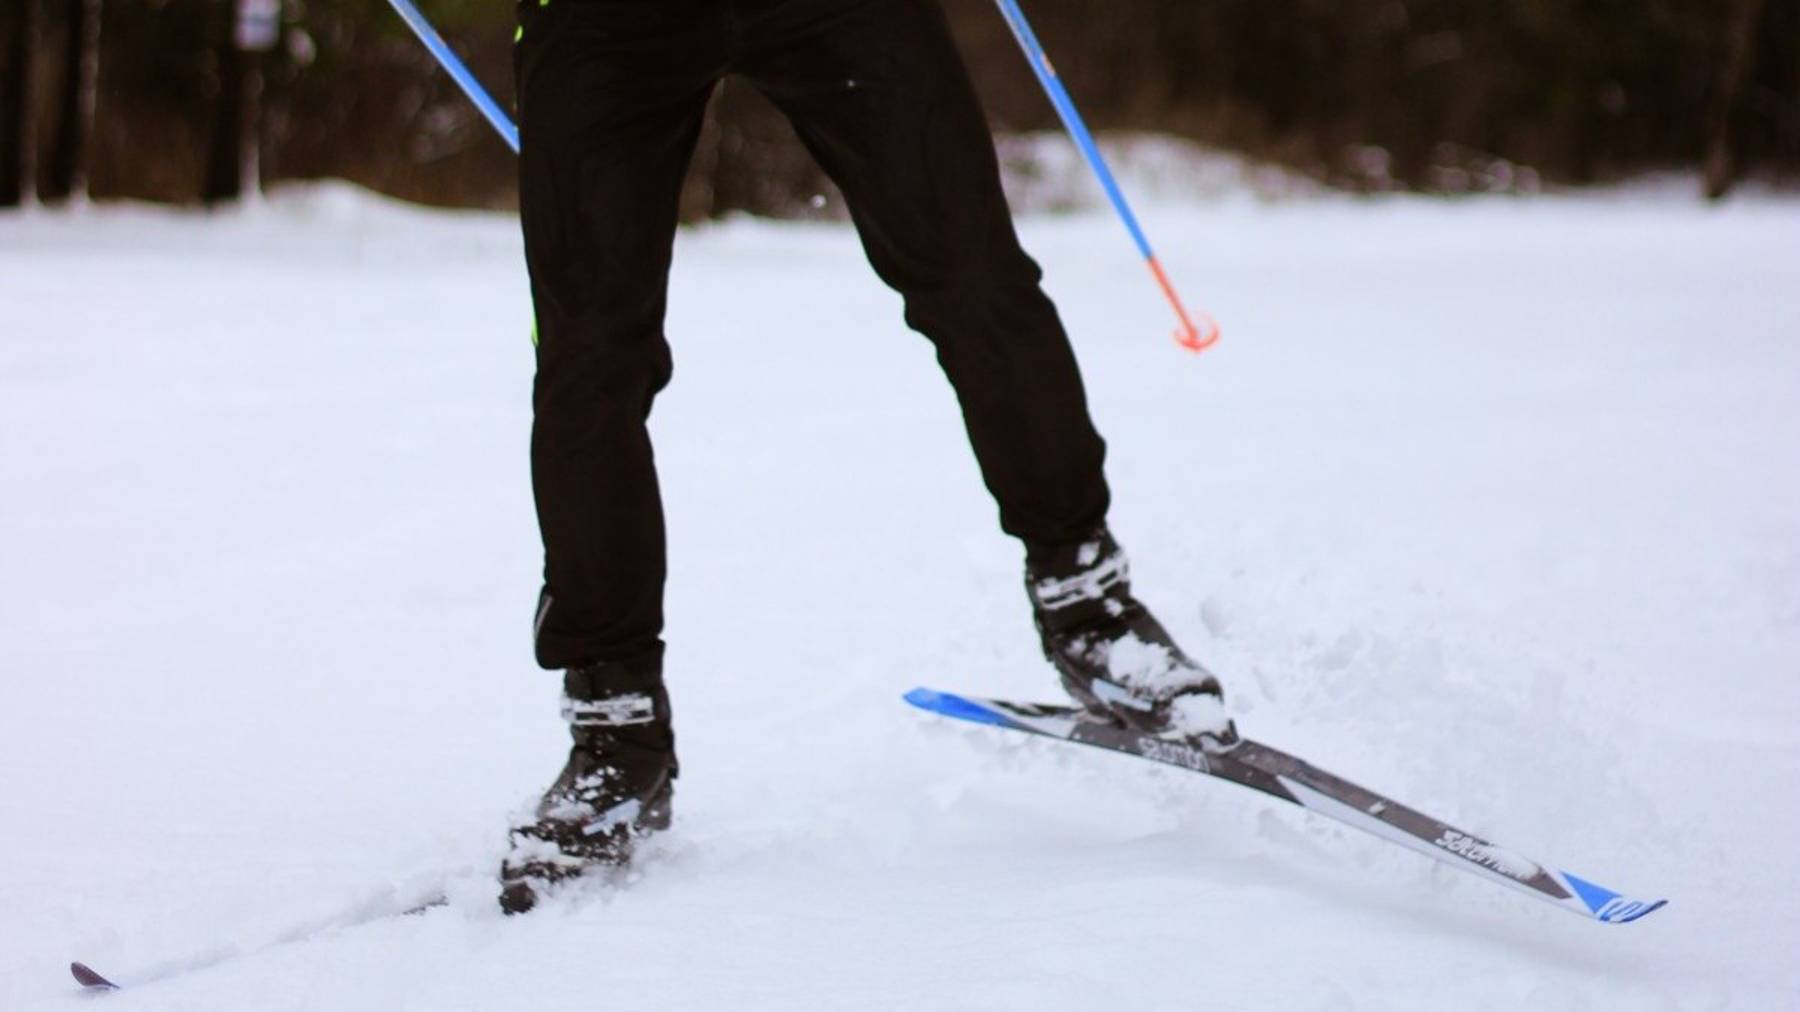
[1558,870,1668,923]
[903,687,1012,728]
[1616,899,1668,923]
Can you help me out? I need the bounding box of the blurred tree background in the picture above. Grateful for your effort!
[1,0,1795,212]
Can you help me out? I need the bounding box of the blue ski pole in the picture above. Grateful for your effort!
[383,0,519,154]
[991,0,1218,352]
[388,0,1213,350]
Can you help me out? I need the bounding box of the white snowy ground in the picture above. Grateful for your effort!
[2,180,1797,1011]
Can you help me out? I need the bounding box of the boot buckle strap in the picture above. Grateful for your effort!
[1031,550,1129,610]
[561,693,657,727]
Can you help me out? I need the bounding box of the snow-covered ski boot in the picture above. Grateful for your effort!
[1026,528,1237,748]
[498,663,677,915]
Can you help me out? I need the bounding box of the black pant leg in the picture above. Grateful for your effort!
[736,0,1111,549]
[516,2,725,671]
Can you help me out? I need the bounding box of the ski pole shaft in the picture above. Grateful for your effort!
[990,0,1218,352]
[388,0,1214,350]
[383,0,519,154]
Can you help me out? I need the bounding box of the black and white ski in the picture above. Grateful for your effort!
[68,892,448,992]
[905,687,1665,924]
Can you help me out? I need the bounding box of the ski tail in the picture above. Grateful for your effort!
[70,961,120,991]
[904,686,1667,926]
[65,888,449,992]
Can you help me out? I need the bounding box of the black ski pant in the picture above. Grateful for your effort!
[517,0,1110,674]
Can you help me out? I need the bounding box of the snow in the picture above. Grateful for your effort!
[1164,687,1231,737]
[1104,632,1179,685]
[2,180,1798,1010]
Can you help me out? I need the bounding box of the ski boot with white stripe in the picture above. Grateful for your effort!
[1027,528,1237,750]
[499,663,677,914]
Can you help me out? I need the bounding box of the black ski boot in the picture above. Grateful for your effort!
[1027,528,1237,748]
[498,662,677,915]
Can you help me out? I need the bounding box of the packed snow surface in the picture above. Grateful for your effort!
[3,182,1798,1010]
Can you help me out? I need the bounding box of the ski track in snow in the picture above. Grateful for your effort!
[2,182,1797,1010]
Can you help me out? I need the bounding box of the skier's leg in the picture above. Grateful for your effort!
[516,3,724,675]
[736,0,1231,740]
[736,0,1109,551]
[503,3,726,913]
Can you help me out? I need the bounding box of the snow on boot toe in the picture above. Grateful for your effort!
[1165,691,1238,747]
[1027,528,1231,737]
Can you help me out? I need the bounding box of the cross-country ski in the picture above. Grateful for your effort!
[904,688,1665,924]
[60,892,449,994]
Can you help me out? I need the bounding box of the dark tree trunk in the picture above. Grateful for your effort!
[0,0,34,206]
[42,0,97,202]
[202,10,244,205]
[1704,0,1768,200]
